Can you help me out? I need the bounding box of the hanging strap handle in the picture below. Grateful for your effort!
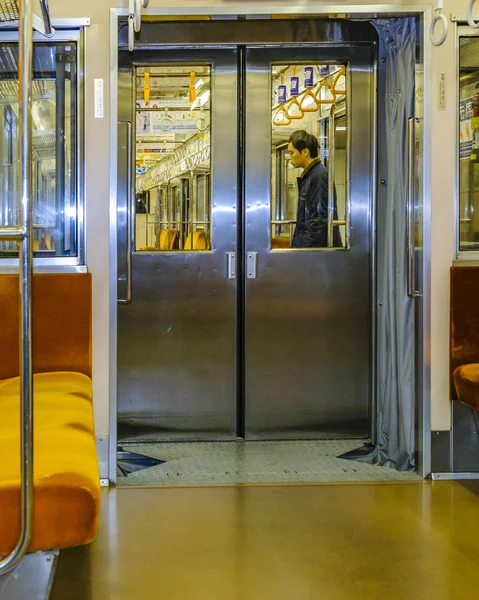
[286,97,304,120]
[430,0,448,46]
[299,89,319,112]
[128,0,149,51]
[272,105,291,126]
[314,79,336,105]
[468,0,479,28]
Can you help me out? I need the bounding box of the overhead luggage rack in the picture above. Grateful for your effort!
[0,1,19,23]
[0,0,54,37]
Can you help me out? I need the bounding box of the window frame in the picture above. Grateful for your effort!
[133,62,213,254]
[0,28,85,272]
[269,61,350,253]
[456,25,479,260]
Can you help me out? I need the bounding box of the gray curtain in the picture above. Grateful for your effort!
[361,18,416,471]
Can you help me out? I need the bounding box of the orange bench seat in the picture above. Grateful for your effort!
[0,273,100,557]
[450,266,479,413]
[0,372,100,556]
[453,364,479,412]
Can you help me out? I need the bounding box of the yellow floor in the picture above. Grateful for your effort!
[52,481,479,600]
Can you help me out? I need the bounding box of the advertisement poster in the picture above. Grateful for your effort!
[136,110,205,135]
[460,97,473,159]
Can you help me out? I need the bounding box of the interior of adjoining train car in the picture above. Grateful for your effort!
[133,63,347,253]
[134,66,212,252]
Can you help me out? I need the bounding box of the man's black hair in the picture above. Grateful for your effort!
[288,130,319,159]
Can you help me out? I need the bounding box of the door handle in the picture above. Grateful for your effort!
[118,120,132,304]
[406,117,416,299]
[226,252,236,279]
[247,252,258,279]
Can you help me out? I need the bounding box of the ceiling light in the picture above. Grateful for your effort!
[191,89,210,110]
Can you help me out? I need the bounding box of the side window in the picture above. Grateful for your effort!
[459,35,479,252]
[0,38,82,261]
[135,65,212,252]
[271,63,348,251]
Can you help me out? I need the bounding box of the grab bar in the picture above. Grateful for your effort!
[327,106,336,248]
[407,117,416,299]
[0,0,35,575]
[118,121,132,305]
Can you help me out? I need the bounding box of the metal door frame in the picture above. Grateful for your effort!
[109,5,432,483]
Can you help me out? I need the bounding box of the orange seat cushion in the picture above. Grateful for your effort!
[453,364,479,412]
[184,231,210,250]
[271,236,290,249]
[0,372,101,556]
[159,229,179,250]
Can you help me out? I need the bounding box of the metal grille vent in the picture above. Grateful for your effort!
[33,129,55,159]
[0,0,18,23]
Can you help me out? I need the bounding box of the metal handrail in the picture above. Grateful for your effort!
[406,117,416,299]
[38,0,54,37]
[327,106,336,248]
[0,0,34,575]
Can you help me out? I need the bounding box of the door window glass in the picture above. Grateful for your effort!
[459,37,479,251]
[0,42,80,258]
[135,65,211,252]
[271,63,348,250]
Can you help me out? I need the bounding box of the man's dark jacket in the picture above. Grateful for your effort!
[292,158,341,248]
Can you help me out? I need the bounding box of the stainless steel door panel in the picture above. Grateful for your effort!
[244,46,375,440]
[117,48,238,441]
[118,253,237,439]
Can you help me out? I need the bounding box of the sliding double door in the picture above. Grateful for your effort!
[117,43,374,442]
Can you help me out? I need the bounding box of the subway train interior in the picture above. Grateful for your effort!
[1,1,479,598]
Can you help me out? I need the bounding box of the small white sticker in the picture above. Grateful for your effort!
[438,72,446,111]
[94,79,104,119]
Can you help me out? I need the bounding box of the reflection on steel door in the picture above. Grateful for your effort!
[117,48,238,441]
[244,47,374,439]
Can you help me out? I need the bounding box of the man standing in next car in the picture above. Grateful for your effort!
[287,130,341,248]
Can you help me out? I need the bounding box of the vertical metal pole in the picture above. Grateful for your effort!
[192,174,197,233]
[327,106,336,248]
[0,105,6,240]
[202,175,207,232]
[274,148,281,237]
[205,173,210,235]
[19,0,34,563]
[0,0,34,574]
